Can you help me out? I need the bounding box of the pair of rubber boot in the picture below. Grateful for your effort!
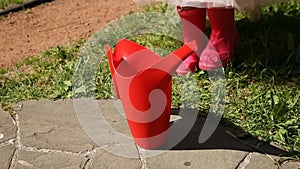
[176,7,240,75]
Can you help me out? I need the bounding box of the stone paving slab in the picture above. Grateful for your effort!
[17,99,96,153]
[72,98,136,149]
[146,150,248,169]
[91,148,141,169]
[98,99,132,137]
[0,99,297,169]
[0,108,17,143]
[241,152,300,169]
[0,144,16,169]
[239,153,279,169]
[12,150,88,169]
[281,161,300,169]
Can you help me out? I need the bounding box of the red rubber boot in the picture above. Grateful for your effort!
[176,7,207,76]
[199,8,239,70]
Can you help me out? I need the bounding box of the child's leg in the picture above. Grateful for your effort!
[176,6,206,76]
[199,7,239,70]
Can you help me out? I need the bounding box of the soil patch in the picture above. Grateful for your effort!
[0,0,141,68]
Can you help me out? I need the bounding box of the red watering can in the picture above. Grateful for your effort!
[106,39,196,149]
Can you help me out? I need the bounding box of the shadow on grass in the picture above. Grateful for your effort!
[233,10,300,80]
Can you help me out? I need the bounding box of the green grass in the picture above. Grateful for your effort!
[0,40,85,113]
[0,0,299,161]
[0,0,25,9]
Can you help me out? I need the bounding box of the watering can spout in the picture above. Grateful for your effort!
[151,40,197,75]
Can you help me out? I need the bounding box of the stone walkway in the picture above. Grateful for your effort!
[0,99,299,169]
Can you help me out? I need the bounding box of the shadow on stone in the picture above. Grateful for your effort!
[157,109,290,157]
